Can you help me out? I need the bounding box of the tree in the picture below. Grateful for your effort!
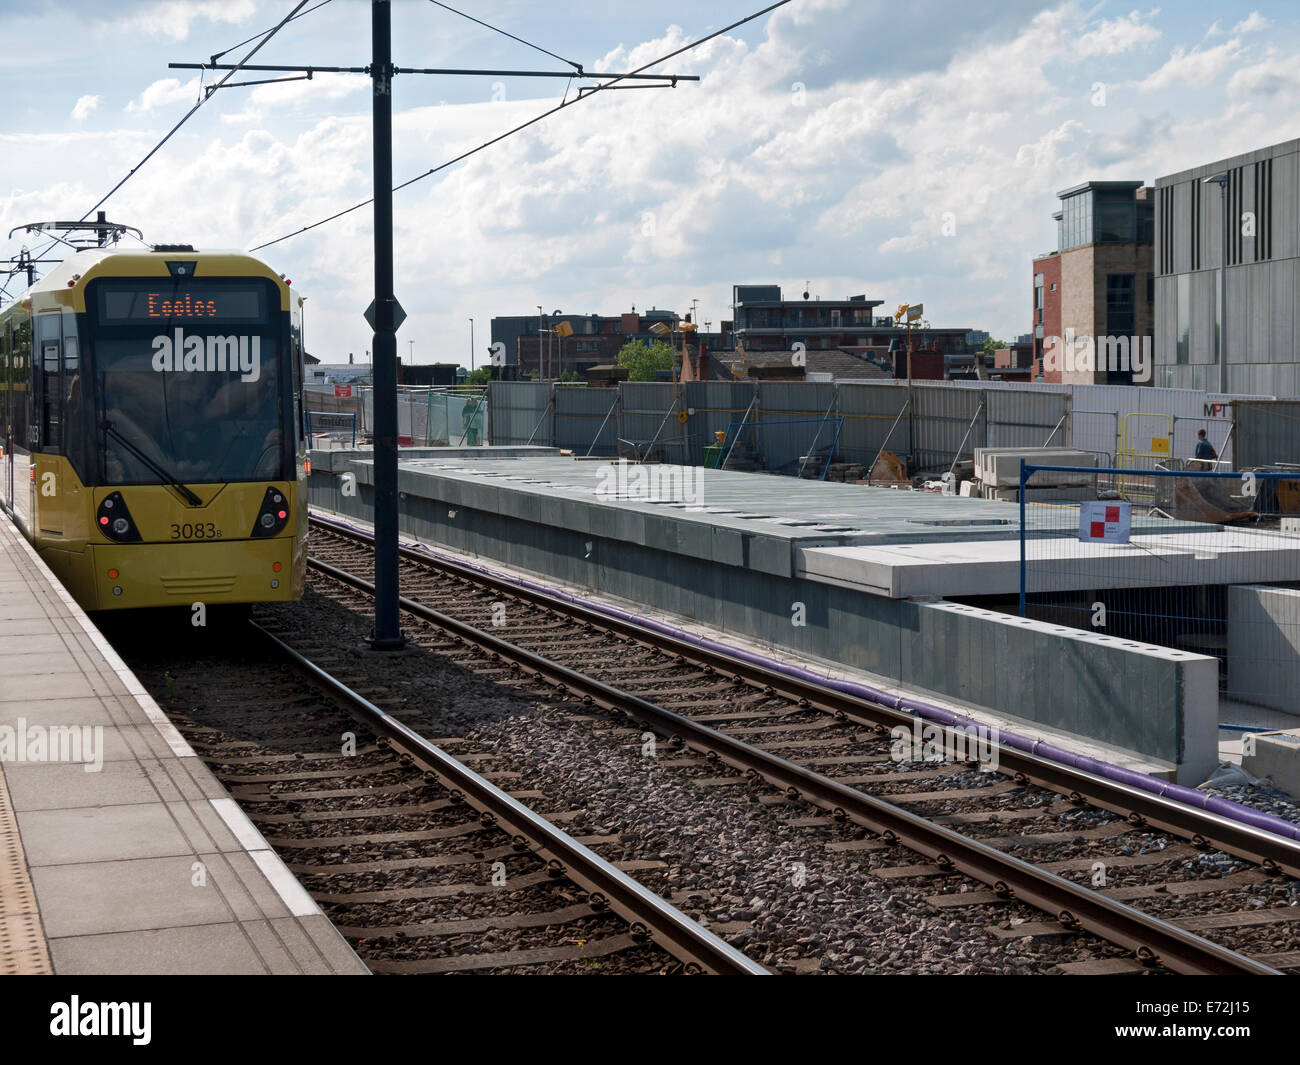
[981,337,1010,359]
[617,339,677,381]
[464,366,492,386]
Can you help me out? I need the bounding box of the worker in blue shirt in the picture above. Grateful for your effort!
[1194,428,1218,465]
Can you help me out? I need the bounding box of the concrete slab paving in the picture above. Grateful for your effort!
[0,512,367,975]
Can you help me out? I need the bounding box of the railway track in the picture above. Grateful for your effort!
[303,513,1300,975]
[116,617,764,975]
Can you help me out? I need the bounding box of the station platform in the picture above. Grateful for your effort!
[0,512,367,976]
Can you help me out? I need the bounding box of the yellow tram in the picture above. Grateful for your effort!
[0,243,308,610]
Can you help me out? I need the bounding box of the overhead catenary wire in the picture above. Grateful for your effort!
[249,0,792,252]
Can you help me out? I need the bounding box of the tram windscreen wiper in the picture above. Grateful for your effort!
[100,420,203,506]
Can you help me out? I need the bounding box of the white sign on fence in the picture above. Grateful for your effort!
[1079,501,1131,544]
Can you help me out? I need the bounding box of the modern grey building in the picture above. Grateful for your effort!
[1154,138,1300,395]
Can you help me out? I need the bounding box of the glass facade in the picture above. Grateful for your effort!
[1058,186,1147,250]
[1060,192,1094,250]
[1095,189,1136,242]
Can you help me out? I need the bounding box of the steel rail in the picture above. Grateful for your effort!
[303,548,1281,976]
[249,619,767,976]
[309,516,1300,879]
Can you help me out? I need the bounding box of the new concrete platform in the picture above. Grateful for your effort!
[311,452,1300,598]
[0,512,367,975]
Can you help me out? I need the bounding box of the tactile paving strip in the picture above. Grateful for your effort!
[0,763,52,974]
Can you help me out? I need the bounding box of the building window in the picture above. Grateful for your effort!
[1137,197,1154,245]
[1176,273,1190,364]
[1095,188,1135,243]
[1254,158,1273,262]
[1159,186,1175,274]
[1106,274,1135,338]
[1190,182,1201,270]
[1050,282,1057,291]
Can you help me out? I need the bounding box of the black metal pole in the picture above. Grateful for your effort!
[370,0,404,648]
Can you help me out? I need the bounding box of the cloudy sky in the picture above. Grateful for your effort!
[3,0,1299,363]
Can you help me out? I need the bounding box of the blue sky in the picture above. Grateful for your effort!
[3,0,1300,362]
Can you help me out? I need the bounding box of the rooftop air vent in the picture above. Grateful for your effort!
[153,244,196,252]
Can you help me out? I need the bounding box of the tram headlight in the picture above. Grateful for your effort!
[96,493,142,543]
[250,486,291,538]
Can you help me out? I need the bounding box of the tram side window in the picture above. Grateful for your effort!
[15,318,31,454]
[61,311,86,479]
[35,314,61,451]
[2,321,9,432]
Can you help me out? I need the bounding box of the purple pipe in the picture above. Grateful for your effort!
[314,511,1300,844]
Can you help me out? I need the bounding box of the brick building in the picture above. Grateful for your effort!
[1031,181,1155,384]
[493,308,729,379]
[991,335,1035,381]
[731,284,978,357]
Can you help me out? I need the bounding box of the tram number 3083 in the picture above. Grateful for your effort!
[170,522,222,540]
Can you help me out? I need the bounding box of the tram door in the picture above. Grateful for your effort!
[30,313,66,533]
[2,319,10,509]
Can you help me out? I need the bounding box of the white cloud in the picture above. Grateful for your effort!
[1227,52,1300,97]
[1074,10,1162,57]
[1135,38,1249,92]
[1233,12,1270,34]
[71,94,101,121]
[103,0,257,42]
[125,77,200,113]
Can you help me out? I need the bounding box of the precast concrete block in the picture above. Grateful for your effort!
[711,527,746,567]
[1242,729,1300,798]
[748,534,794,578]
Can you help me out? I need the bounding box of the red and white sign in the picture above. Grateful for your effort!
[334,384,352,398]
[1079,501,1131,544]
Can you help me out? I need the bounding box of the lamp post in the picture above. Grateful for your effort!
[469,317,474,372]
[1204,173,1228,393]
[537,305,544,379]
